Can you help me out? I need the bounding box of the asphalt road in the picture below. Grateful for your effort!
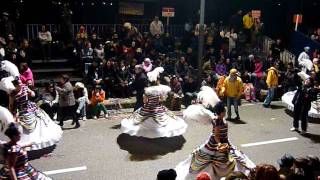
[10,101,320,179]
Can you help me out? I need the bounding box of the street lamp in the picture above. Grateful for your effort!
[198,0,205,75]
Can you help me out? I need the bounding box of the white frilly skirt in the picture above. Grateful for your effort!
[282,91,320,119]
[121,109,188,138]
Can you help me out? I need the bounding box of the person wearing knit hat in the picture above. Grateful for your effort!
[221,68,243,120]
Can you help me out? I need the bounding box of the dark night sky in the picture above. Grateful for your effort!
[1,0,320,39]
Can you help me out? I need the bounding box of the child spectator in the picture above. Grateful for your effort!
[90,85,108,119]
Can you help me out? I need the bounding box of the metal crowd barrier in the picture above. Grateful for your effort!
[262,36,296,66]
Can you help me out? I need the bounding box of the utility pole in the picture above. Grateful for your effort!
[198,0,205,76]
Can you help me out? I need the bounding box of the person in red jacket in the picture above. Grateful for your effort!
[90,85,108,119]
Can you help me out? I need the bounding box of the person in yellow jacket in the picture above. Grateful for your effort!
[221,69,243,120]
[242,11,254,43]
[263,63,279,108]
[243,12,254,30]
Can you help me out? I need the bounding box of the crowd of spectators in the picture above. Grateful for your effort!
[157,154,320,180]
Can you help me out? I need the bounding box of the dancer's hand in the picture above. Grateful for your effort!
[217,143,229,153]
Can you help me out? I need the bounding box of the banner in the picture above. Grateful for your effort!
[119,2,144,16]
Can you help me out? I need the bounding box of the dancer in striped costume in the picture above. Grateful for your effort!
[0,60,62,151]
[121,67,187,138]
[0,123,52,180]
[7,79,62,150]
[175,102,255,180]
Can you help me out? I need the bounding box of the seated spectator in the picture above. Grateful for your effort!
[81,42,94,75]
[156,169,177,180]
[225,171,249,180]
[185,47,197,68]
[293,156,320,180]
[39,81,59,120]
[116,61,131,98]
[142,58,153,73]
[196,172,212,180]
[74,82,89,121]
[277,154,295,179]
[175,56,189,79]
[254,164,280,180]
[94,44,105,62]
[252,57,264,85]
[19,62,34,86]
[244,54,255,74]
[216,58,227,76]
[201,73,218,88]
[202,59,214,76]
[87,60,103,87]
[90,85,108,119]
[183,76,198,106]
[232,55,244,74]
[169,75,183,111]
[225,58,233,73]
[283,62,301,92]
[102,59,116,97]
[242,71,257,102]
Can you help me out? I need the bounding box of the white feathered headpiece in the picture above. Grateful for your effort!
[197,86,221,108]
[0,60,20,93]
[147,67,164,83]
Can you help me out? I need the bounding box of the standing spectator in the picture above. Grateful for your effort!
[150,16,164,37]
[230,10,243,31]
[17,39,32,67]
[130,65,148,110]
[291,78,317,135]
[56,74,80,128]
[38,25,52,62]
[225,28,238,53]
[90,85,108,119]
[222,69,243,120]
[0,12,15,37]
[102,59,116,97]
[170,75,183,111]
[116,61,131,98]
[297,47,312,73]
[263,62,279,108]
[74,82,89,121]
[270,39,283,60]
[81,42,94,75]
[242,11,254,43]
[76,25,88,49]
[19,62,34,86]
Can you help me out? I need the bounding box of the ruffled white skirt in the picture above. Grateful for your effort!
[282,91,320,118]
[175,144,255,180]
[19,108,63,151]
[121,109,188,138]
[183,104,215,125]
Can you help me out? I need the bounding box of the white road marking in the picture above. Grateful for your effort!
[44,166,87,175]
[241,103,255,107]
[241,137,299,147]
